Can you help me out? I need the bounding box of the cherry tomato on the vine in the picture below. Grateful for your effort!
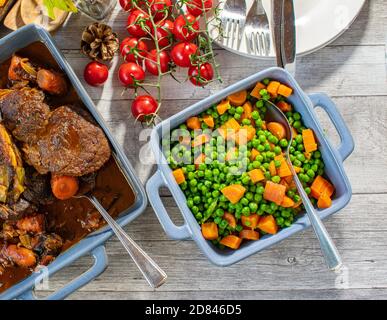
[171,42,199,68]
[149,0,172,21]
[120,37,148,62]
[119,0,132,11]
[145,49,171,75]
[188,62,214,86]
[84,61,109,86]
[127,9,151,37]
[131,95,158,121]
[172,14,199,42]
[156,19,174,48]
[186,0,213,17]
[118,62,145,86]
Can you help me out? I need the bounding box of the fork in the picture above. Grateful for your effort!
[220,0,247,50]
[244,0,271,56]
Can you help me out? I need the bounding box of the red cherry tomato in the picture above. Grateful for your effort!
[186,0,213,16]
[127,9,151,37]
[131,95,158,121]
[120,37,148,62]
[172,14,199,42]
[145,49,171,75]
[84,61,109,86]
[171,42,199,68]
[156,19,174,48]
[118,62,145,86]
[119,0,132,11]
[188,62,214,86]
[150,0,172,21]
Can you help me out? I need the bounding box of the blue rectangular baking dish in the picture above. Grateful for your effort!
[147,67,354,267]
[0,24,147,299]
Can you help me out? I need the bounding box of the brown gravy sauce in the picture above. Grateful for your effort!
[0,42,135,293]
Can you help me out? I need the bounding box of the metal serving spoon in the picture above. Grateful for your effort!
[264,101,342,271]
[74,182,167,288]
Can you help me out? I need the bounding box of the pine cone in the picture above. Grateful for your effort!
[81,23,119,61]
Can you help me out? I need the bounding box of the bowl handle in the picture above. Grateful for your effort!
[16,245,108,300]
[309,93,355,161]
[146,170,192,240]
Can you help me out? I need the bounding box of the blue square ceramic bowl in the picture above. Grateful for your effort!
[147,67,354,266]
[0,25,147,299]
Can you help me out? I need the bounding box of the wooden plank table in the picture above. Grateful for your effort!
[1,0,387,300]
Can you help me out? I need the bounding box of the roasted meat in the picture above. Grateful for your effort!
[0,123,25,205]
[23,166,54,205]
[0,89,111,176]
[8,55,67,96]
[0,199,35,220]
[0,89,50,143]
[16,214,45,234]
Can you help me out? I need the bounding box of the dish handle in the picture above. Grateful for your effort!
[309,93,355,161]
[16,245,108,300]
[146,170,192,240]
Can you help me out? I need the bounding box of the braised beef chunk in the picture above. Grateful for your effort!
[0,90,111,176]
[23,167,54,205]
[0,89,50,143]
[8,55,36,83]
[24,106,111,176]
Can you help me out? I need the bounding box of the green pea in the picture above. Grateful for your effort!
[228,107,236,115]
[256,100,264,108]
[264,172,271,180]
[268,135,279,144]
[236,106,244,114]
[307,169,315,178]
[279,139,288,148]
[293,112,301,120]
[234,113,241,120]
[245,192,254,201]
[295,135,303,144]
[241,207,251,216]
[314,151,321,159]
[249,202,258,212]
[296,154,306,162]
[305,187,311,194]
[256,185,265,194]
[257,145,265,152]
[255,119,263,127]
[251,111,260,120]
[274,146,282,155]
[293,120,301,129]
[293,159,302,167]
[297,144,304,152]
[254,193,262,202]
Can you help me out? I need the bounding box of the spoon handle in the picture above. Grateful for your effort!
[88,195,167,288]
[289,167,342,271]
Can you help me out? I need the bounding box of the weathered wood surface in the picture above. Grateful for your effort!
[0,0,386,300]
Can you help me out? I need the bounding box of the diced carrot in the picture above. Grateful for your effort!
[279,179,289,191]
[172,168,185,184]
[194,153,206,169]
[310,175,334,199]
[277,100,292,112]
[240,101,253,121]
[239,229,260,240]
[192,134,210,147]
[304,152,312,160]
[221,184,246,204]
[274,154,292,177]
[248,169,265,183]
[225,147,238,161]
[201,222,219,240]
[263,181,286,205]
[302,129,318,153]
[291,127,298,137]
[269,161,277,176]
[202,114,214,128]
[267,81,280,97]
[217,100,230,115]
[220,235,242,249]
[294,166,301,173]
[317,192,332,209]
[283,175,293,185]
[267,122,286,140]
[219,118,241,139]
[241,214,260,229]
[223,212,237,229]
[51,175,79,200]
[257,215,278,235]
[277,84,293,97]
[228,90,247,106]
[250,82,266,99]
[236,126,256,145]
[250,148,260,161]
[187,117,201,130]
[281,196,295,208]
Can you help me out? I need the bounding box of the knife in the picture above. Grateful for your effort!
[271,0,284,68]
[281,0,296,75]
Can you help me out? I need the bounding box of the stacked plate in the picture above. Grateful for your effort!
[208,0,366,58]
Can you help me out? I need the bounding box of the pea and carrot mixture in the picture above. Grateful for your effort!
[163,79,334,250]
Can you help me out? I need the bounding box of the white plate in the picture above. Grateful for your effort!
[208,0,366,58]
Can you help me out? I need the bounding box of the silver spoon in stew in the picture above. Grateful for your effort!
[264,100,342,271]
[70,160,167,288]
